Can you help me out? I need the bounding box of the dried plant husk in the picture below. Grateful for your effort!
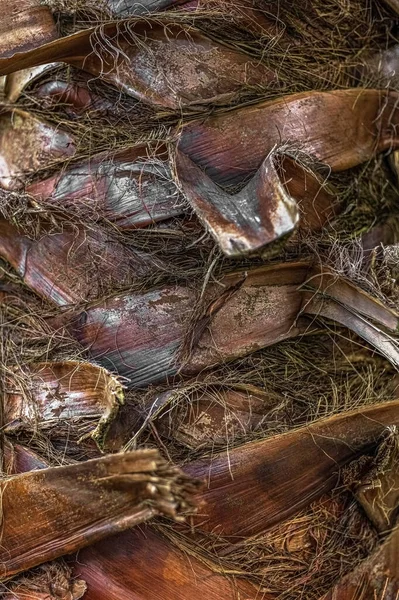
[154,383,278,449]
[4,63,60,103]
[173,149,340,257]
[0,0,57,60]
[0,449,200,580]
[2,441,260,598]
[178,89,399,186]
[3,441,51,475]
[159,489,378,600]
[68,261,399,386]
[321,525,399,599]
[72,525,265,600]
[0,109,75,190]
[3,361,125,449]
[1,561,87,600]
[183,400,399,538]
[0,19,276,109]
[27,145,187,229]
[342,425,399,533]
[0,218,164,305]
[71,285,197,387]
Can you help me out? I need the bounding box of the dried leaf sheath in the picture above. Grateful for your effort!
[0,450,200,580]
[74,526,266,600]
[0,20,275,109]
[4,361,125,449]
[185,400,399,538]
[27,146,186,230]
[0,219,163,305]
[0,110,75,190]
[179,89,399,186]
[3,443,261,599]
[69,261,399,385]
[0,0,57,59]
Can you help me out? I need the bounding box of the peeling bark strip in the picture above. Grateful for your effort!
[0,218,163,305]
[70,261,399,386]
[321,526,399,599]
[174,150,338,256]
[0,0,57,59]
[0,20,276,109]
[27,146,186,230]
[0,450,200,580]
[0,110,75,190]
[185,400,399,538]
[3,443,262,599]
[179,89,399,186]
[4,361,125,449]
[74,526,266,600]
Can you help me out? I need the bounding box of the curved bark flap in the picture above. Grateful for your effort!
[0,0,57,60]
[4,361,125,449]
[174,149,299,256]
[0,218,164,306]
[300,268,399,370]
[27,145,186,229]
[74,526,265,600]
[185,399,399,538]
[179,89,399,186]
[0,20,276,109]
[70,261,399,386]
[5,63,60,102]
[174,149,338,256]
[0,450,200,580]
[0,109,76,190]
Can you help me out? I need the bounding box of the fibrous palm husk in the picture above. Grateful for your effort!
[0,0,58,59]
[0,449,200,580]
[184,400,399,538]
[26,145,186,230]
[3,361,125,449]
[0,109,76,190]
[66,260,399,386]
[178,89,399,186]
[3,442,262,600]
[73,526,267,600]
[0,218,164,305]
[0,18,276,109]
